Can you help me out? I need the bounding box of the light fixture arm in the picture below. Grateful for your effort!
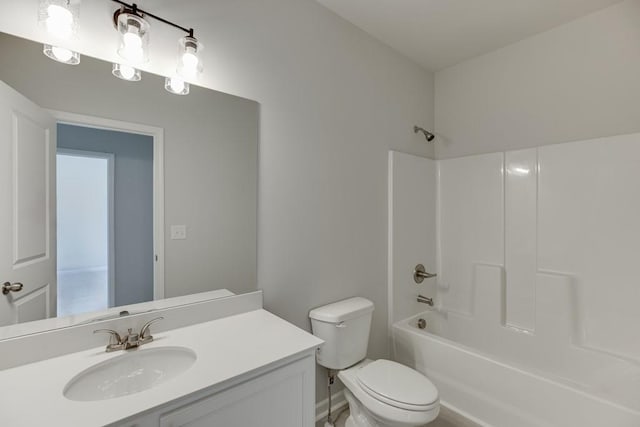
[111,0,195,38]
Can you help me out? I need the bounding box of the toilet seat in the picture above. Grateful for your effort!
[339,360,440,427]
[356,359,439,411]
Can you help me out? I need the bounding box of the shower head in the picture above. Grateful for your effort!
[414,126,435,142]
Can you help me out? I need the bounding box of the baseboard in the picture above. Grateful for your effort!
[315,390,348,422]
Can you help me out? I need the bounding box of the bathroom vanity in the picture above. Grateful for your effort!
[0,293,323,427]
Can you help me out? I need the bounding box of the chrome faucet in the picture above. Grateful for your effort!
[94,317,164,352]
[417,295,434,306]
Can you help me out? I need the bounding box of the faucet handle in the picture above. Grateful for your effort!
[94,329,122,343]
[139,316,164,340]
[126,328,139,345]
[414,264,437,283]
[94,329,124,351]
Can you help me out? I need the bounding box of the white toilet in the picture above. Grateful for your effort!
[309,297,439,427]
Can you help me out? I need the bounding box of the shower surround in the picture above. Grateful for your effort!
[387,133,640,425]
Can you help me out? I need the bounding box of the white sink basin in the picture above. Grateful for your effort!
[63,346,197,401]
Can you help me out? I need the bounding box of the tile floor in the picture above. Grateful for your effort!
[57,269,109,317]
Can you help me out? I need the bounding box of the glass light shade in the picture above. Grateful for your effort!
[38,0,79,39]
[176,36,203,80]
[112,63,141,81]
[43,44,80,64]
[164,76,189,95]
[116,12,150,64]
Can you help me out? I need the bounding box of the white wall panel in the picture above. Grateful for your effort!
[433,133,640,362]
[504,148,537,331]
[538,133,640,359]
[438,153,504,315]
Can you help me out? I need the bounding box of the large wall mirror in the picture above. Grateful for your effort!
[0,32,258,338]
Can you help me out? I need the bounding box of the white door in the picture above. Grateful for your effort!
[0,80,56,326]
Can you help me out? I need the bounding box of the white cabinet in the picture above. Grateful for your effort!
[114,353,316,427]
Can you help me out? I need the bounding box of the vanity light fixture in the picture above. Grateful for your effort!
[111,1,201,95]
[114,4,150,64]
[39,0,79,40]
[43,44,80,64]
[165,76,189,95]
[39,0,81,65]
[176,35,203,80]
[112,63,141,81]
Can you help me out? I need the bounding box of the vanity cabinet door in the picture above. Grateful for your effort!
[158,355,315,427]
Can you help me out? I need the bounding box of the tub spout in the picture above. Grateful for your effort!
[417,295,434,306]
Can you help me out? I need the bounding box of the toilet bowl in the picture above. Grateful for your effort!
[309,297,440,427]
[339,359,439,427]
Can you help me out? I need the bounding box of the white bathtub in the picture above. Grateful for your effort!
[392,312,640,427]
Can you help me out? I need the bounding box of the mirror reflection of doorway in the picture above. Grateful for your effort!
[56,124,154,317]
[56,150,112,316]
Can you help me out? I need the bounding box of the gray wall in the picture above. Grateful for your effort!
[0,33,259,300]
[58,124,154,306]
[435,0,640,159]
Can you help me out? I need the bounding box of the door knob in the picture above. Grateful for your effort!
[2,282,23,295]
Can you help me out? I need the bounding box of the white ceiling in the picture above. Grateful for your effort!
[315,0,623,71]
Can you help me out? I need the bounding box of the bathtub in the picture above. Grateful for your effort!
[392,312,640,427]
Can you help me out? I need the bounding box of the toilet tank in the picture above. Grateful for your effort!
[309,297,374,370]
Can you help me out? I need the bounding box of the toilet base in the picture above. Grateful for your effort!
[345,416,365,427]
[344,389,380,427]
[343,388,438,427]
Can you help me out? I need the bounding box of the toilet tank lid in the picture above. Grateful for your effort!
[309,297,374,323]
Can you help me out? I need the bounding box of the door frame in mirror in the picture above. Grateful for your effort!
[49,110,165,301]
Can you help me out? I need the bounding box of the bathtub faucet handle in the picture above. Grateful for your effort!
[414,264,437,283]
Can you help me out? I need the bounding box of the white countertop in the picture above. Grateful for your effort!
[0,309,323,427]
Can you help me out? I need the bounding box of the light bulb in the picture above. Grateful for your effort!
[51,46,73,62]
[122,47,143,63]
[165,76,189,95]
[176,37,202,80]
[182,52,199,70]
[119,65,135,80]
[122,32,143,62]
[116,13,150,64]
[45,4,73,38]
[179,52,199,79]
[112,63,141,81]
[43,44,80,64]
[123,31,142,49]
[170,77,185,93]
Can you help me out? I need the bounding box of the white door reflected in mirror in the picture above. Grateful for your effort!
[0,80,57,327]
